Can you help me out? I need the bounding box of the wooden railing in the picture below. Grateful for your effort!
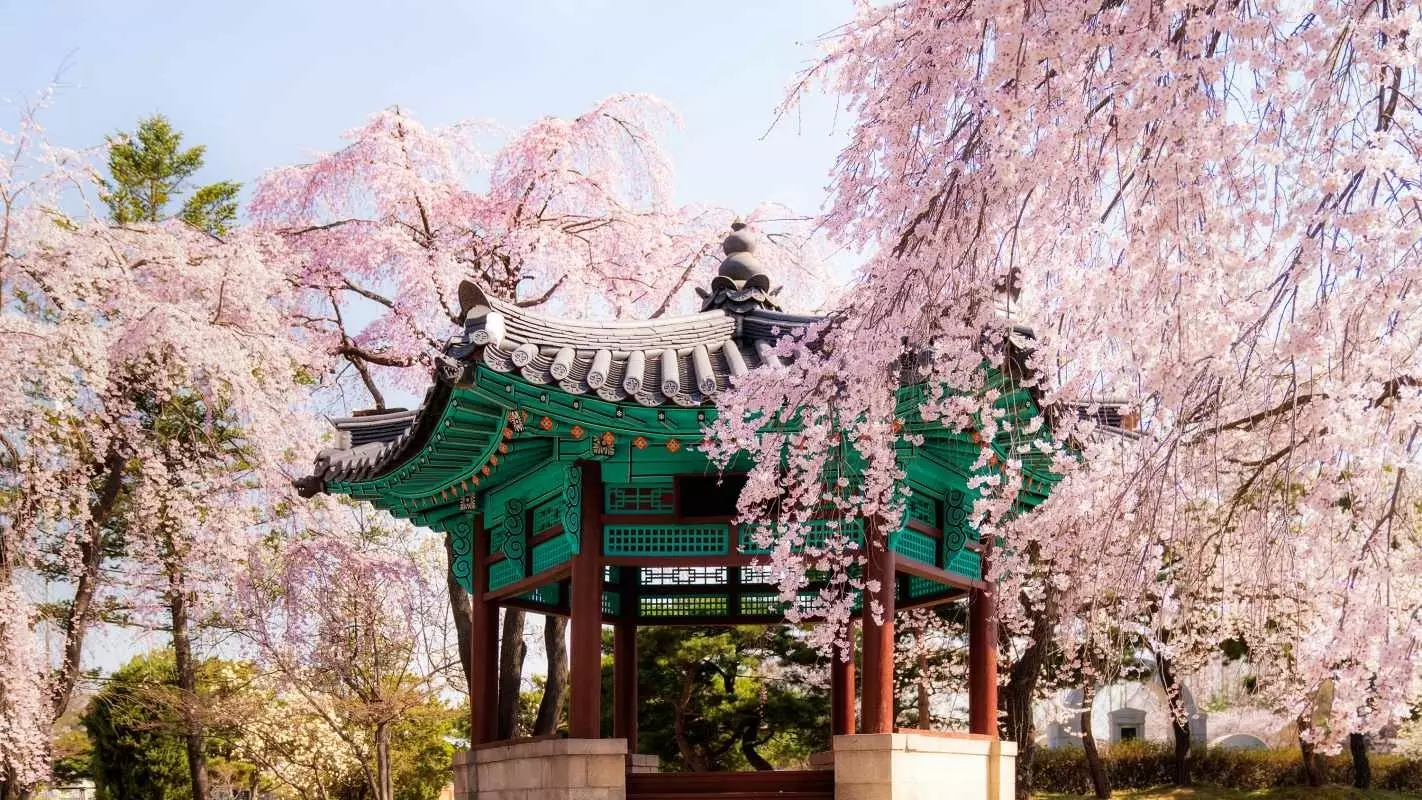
[625,770,834,800]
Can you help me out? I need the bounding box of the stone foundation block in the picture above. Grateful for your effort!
[458,738,630,800]
[833,732,1017,800]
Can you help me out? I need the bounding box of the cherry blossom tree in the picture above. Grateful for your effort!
[235,513,453,800]
[250,95,827,406]
[711,2,1422,791]
[0,96,324,797]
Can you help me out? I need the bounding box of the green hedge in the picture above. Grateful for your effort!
[1032,741,1422,793]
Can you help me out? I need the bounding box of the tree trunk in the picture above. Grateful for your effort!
[497,608,527,739]
[374,721,394,800]
[51,450,126,720]
[443,530,473,688]
[1154,652,1191,786]
[0,768,19,800]
[168,559,209,800]
[533,615,569,735]
[1080,685,1111,799]
[1297,715,1323,788]
[1350,732,1370,789]
[1002,592,1054,800]
[740,720,774,771]
[916,651,931,727]
[673,671,709,772]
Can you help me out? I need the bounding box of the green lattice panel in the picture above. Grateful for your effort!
[604,524,729,556]
[531,498,562,533]
[739,594,787,616]
[796,593,829,616]
[894,529,938,566]
[907,493,939,528]
[947,549,982,580]
[532,534,576,573]
[908,575,946,598]
[738,519,864,555]
[602,592,620,616]
[639,595,728,617]
[489,558,524,591]
[521,584,560,605]
[605,483,674,514]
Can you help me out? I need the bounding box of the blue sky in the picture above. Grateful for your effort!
[5,0,855,675]
[4,0,850,218]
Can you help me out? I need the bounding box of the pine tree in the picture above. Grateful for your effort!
[100,115,239,235]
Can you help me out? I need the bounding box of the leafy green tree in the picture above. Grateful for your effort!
[82,651,190,800]
[629,626,829,772]
[100,115,240,235]
[81,651,257,800]
[388,702,457,800]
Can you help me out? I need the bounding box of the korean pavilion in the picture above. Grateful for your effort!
[297,223,1080,800]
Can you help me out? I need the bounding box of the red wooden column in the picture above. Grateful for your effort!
[830,624,857,736]
[470,512,500,744]
[968,542,999,738]
[570,461,605,739]
[613,619,638,746]
[860,518,896,734]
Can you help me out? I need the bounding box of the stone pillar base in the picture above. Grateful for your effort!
[462,738,629,800]
[832,732,1017,800]
[626,753,658,774]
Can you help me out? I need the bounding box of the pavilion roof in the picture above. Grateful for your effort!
[296,220,822,496]
[452,284,823,407]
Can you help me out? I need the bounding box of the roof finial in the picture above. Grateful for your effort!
[718,218,763,282]
[697,218,782,314]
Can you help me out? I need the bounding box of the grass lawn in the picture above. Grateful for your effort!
[1038,787,1415,800]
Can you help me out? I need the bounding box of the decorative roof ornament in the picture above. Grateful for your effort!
[695,219,783,314]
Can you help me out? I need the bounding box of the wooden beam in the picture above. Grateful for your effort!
[482,564,572,602]
[831,624,857,736]
[569,461,604,739]
[603,554,758,568]
[894,557,986,592]
[968,541,999,738]
[899,588,968,611]
[470,512,499,744]
[860,517,896,734]
[613,620,638,748]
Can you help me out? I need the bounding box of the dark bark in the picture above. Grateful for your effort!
[167,560,209,800]
[374,721,393,800]
[671,669,710,772]
[1002,592,1054,800]
[916,651,931,727]
[0,770,19,800]
[1080,685,1111,799]
[497,608,527,739]
[1155,652,1192,786]
[51,449,126,720]
[1350,733,1371,789]
[533,615,569,735]
[739,721,774,771]
[1297,716,1323,787]
[443,531,473,688]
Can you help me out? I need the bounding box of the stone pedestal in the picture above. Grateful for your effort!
[461,738,629,800]
[832,732,1017,800]
[626,753,659,774]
